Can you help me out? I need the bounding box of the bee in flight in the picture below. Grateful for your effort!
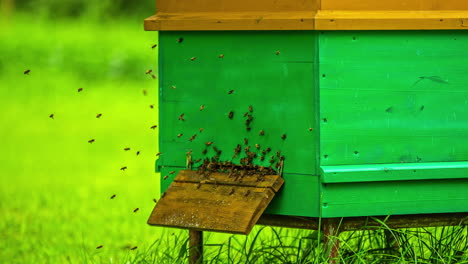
[150,125,157,129]
[96,245,103,249]
[110,194,116,199]
[120,166,127,171]
[77,88,83,92]
[133,208,139,213]
[178,113,185,121]
[151,44,157,49]
[88,139,95,143]
[49,114,54,119]
[96,113,102,118]
[24,69,31,75]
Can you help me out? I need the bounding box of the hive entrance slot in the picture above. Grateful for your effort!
[147,170,284,234]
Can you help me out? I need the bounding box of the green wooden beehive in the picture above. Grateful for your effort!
[146,0,468,220]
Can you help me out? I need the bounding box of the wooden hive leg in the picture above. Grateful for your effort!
[323,218,341,264]
[189,230,203,264]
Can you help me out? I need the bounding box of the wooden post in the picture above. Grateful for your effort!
[189,230,203,264]
[323,218,341,264]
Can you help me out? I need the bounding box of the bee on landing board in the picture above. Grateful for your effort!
[163,175,168,180]
[145,69,152,75]
[177,133,183,138]
[156,152,162,156]
[151,44,157,49]
[281,134,287,140]
[110,194,116,199]
[88,139,95,143]
[96,113,102,118]
[150,125,157,129]
[200,105,205,111]
[96,245,103,249]
[24,69,31,75]
[133,208,139,213]
[177,37,183,43]
[49,114,54,119]
[205,142,213,146]
[190,57,197,61]
[149,104,154,109]
[259,130,265,136]
[131,246,138,250]
[136,151,140,156]
[77,88,83,92]
[219,54,224,58]
[228,90,234,94]
[228,111,234,119]
[120,166,127,171]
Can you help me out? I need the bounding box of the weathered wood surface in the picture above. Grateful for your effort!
[145,0,468,30]
[148,171,284,234]
[189,230,203,264]
[175,170,283,192]
[257,213,468,231]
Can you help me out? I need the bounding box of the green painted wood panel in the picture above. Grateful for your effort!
[319,31,468,166]
[321,178,468,217]
[158,31,319,176]
[321,161,468,183]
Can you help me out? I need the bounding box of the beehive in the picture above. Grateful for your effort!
[146,0,468,228]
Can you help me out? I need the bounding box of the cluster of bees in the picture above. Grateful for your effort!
[164,72,287,183]
[30,41,160,251]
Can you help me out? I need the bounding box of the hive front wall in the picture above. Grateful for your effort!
[157,30,468,218]
[157,31,321,217]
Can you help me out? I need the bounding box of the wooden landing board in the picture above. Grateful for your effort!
[148,170,284,234]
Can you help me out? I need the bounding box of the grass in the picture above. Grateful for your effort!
[0,13,165,263]
[1,13,467,264]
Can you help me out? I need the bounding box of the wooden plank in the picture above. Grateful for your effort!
[321,0,468,11]
[315,11,468,30]
[175,170,284,192]
[148,179,282,234]
[144,12,315,31]
[257,213,468,231]
[156,0,319,13]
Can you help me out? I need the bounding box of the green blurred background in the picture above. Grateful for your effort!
[0,0,165,262]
